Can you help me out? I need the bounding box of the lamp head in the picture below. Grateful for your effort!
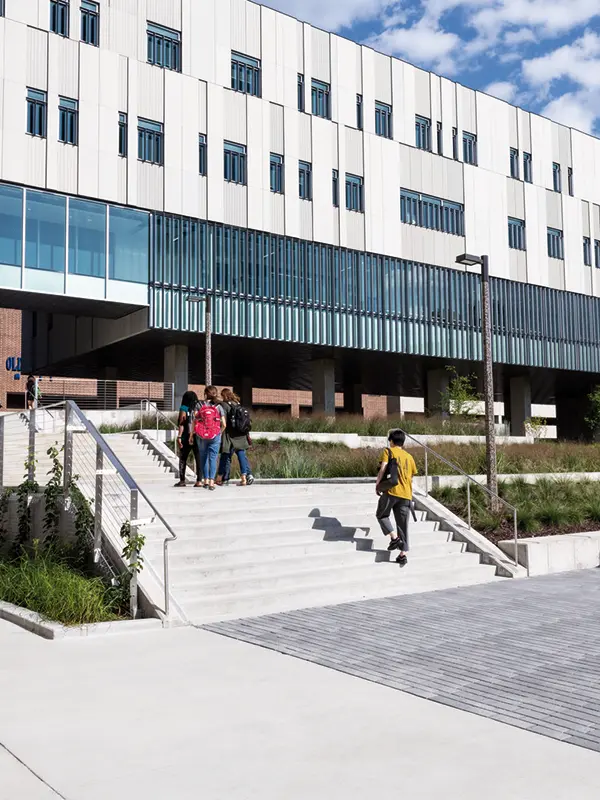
[455,253,483,267]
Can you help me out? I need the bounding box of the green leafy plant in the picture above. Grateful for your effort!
[440,367,481,417]
[525,417,547,441]
[585,386,600,438]
[14,453,39,556]
[120,520,146,575]
[43,443,64,548]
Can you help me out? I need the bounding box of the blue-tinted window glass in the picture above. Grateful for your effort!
[138,118,163,165]
[297,74,304,112]
[356,95,363,130]
[552,162,561,192]
[27,89,47,137]
[0,1,4,16]
[508,217,526,250]
[311,80,330,119]
[523,152,533,183]
[270,153,283,194]
[231,52,261,97]
[81,0,99,46]
[510,148,519,179]
[147,21,181,71]
[25,191,66,272]
[50,0,69,36]
[68,198,106,277]
[595,240,600,269]
[224,141,246,185]
[299,161,312,200]
[118,112,128,157]
[58,97,78,145]
[375,102,392,138]
[415,115,431,150]
[463,131,477,165]
[345,174,363,212]
[547,227,564,260]
[583,236,591,267]
[109,206,149,283]
[0,184,23,266]
[332,169,339,207]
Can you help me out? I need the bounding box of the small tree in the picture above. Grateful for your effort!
[524,417,547,441]
[585,386,600,439]
[440,367,481,416]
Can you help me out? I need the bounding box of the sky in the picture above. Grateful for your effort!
[263,0,600,137]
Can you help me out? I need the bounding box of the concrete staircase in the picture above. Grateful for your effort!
[104,433,501,624]
[1,413,64,488]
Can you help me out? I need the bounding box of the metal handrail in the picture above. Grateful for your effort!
[65,401,179,617]
[402,429,520,569]
[138,399,179,437]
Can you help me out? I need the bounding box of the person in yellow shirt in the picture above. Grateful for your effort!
[375,429,418,566]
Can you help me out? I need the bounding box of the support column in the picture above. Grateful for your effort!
[233,376,253,408]
[343,383,363,415]
[164,345,188,407]
[426,369,450,415]
[386,396,404,419]
[312,359,336,417]
[509,377,532,437]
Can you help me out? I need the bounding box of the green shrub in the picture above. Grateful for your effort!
[0,547,126,626]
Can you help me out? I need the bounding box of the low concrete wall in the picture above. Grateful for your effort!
[423,472,600,490]
[499,533,600,576]
[252,431,533,449]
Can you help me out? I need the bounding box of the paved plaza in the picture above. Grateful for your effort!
[1,571,600,799]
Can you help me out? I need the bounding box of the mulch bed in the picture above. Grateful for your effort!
[479,520,599,547]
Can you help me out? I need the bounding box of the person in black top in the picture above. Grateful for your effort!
[26,374,37,410]
[175,390,202,487]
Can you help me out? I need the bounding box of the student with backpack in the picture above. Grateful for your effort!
[216,388,255,486]
[193,386,226,490]
[175,390,202,487]
[375,429,418,566]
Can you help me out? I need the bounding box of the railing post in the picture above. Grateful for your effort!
[28,409,36,483]
[139,400,143,431]
[129,489,139,619]
[467,481,471,530]
[424,449,428,496]
[164,540,170,618]
[0,416,4,492]
[513,508,521,571]
[63,404,73,496]
[93,445,103,564]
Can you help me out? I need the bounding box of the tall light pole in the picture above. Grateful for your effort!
[456,253,499,510]
[186,294,213,387]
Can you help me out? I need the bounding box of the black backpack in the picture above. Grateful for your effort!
[228,403,252,436]
[378,448,400,492]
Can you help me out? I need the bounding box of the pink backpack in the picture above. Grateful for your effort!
[194,403,221,440]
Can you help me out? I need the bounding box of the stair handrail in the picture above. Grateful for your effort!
[136,399,179,439]
[65,400,179,618]
[401,429,519,568]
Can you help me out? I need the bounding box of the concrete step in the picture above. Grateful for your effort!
[169,541,465,584]
[182,564,500,624]
[174,551,483,598]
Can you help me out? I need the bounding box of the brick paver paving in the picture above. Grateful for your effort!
[205,570,600,752]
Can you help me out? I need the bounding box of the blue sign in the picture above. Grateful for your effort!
[5,357,21,373]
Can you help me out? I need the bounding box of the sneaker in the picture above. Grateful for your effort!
[387,537,402,551]
[396,554,408,567]
[174,481,186,488]
[246,474,255,485]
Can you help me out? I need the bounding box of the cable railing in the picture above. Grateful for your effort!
[404,430,520,569]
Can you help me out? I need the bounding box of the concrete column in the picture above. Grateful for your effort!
[164,345,188,407]
[509,377,532,437]
[426,369,450,415]
[233,376,253,408]
[343,383,363,415]
[386,396,404,419]
[312,359,336,417]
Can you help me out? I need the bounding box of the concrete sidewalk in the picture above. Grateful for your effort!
[1,619,599,800]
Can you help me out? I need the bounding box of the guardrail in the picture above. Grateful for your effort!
[405,429,519,568]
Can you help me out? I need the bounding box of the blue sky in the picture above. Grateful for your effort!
[265,0,600,136]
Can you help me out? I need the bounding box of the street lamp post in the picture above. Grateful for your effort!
[186,294,213,387]
[456,253,499,510]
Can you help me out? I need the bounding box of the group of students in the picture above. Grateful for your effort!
[175,385,254,490]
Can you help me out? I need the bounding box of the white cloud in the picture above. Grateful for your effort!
[522,31,600,89]
[262,0,394,31]
[503,28,537,46]
[368,20,461,73]
[541,90,600,134]
[472,0,600,39]
[485,80,518,103]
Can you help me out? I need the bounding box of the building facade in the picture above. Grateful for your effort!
[1,0,600,430]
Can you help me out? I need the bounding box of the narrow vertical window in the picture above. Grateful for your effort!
[510,148,519,179]
[199,134,207,176]
[118,112,128,157]
[231,52,261,97]
[415,115,431,151]
[147,22,181,72]
[595,239,600,269]
[568,167,574,197]
[270,153,283,194]
[26,89,47,138]
[523,152,533,183]
[436,122,443,155]
[332,169,339,207]
[375,102,392,138]
[463,131,477,165]
[50,0,70,36]
[58,97,78,145]
[0,0,6,16]
[81,1,99,46]
[311,80,330,119]
[138,118,164,165]
[547,227,564,259]
[345,174,363,212]
[356,94,363,130]
[452,127,458,160]
[584,237,591,266]
[299,161,312,200]
[552,162,561,192]
[223,141,246,185]
[508,218,526,250]
[297,74,305,112]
